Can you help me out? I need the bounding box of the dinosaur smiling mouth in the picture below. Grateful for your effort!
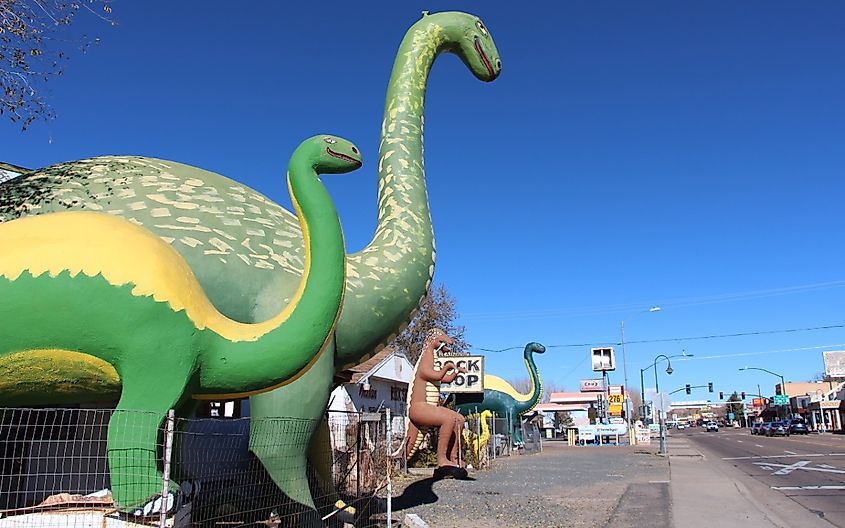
[327,147,361,166]
[474,37,495,80]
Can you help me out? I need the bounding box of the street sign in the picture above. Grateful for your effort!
[752,397,764,407]
[773,395,788,406]
[591,347,616,372]
[580,378,606,392]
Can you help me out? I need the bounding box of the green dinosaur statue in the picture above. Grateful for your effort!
[454,342,546,446]
[0,9,502,516]
[248,10,502,514]
[0,135,362,509]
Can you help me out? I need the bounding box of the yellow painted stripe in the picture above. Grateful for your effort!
[0,210,309,342]
[483,374,532,403]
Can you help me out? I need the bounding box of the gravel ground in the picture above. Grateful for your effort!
[370,442,669,528]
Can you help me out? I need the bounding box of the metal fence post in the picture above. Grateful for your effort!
[159,409,175,528]
[386,407,392,527]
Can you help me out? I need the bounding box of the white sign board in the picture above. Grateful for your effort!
[437,355,484,393]
[580,378,606,392]
[591,347,616,372]
[823,351,845,378]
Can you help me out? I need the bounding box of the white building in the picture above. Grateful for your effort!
[328,347,412,449]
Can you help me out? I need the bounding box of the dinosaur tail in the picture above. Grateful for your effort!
[391,422,424,459]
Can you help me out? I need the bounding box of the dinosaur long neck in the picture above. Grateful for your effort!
[198,157,345,396]
[335,20,448,369]
[516,351,542,415]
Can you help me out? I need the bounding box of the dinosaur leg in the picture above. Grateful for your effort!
[447,413,465,466]
[107,363,193,511]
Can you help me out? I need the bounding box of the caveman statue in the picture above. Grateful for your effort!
[402,328,469,479]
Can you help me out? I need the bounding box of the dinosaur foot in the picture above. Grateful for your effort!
[433,465,469,480]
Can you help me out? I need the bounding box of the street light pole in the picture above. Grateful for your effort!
[620,307,660,430]
[651,354,673,456]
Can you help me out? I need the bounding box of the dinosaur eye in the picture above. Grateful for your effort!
[323,137,337,144]
[476,20,488,37]
[351,146,359,154]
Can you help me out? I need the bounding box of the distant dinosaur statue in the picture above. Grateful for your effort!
[454,342,545,445]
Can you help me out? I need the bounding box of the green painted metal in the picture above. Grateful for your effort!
[0,135,361,509]
[454,343,545,445]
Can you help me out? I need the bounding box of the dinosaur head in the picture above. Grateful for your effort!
[425,328,455,355]
[420,11,502,82]
[525,342,546,356]
[303,135,363,174]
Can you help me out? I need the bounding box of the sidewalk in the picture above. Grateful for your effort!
[667,436,832,528]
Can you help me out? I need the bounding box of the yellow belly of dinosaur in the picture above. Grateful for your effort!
[0,349,121,404]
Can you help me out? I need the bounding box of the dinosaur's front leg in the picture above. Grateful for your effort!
[107,361,194,511]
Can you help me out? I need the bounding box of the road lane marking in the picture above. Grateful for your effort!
[784,450,797,454]
[723,453,845,461]
[752,461,845,475]
[771,485,845,491]
[737,440,744,443]
[773,460,810,475]
[755,444,764,448]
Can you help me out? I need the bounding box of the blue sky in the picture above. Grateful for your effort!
[5,1,845,403]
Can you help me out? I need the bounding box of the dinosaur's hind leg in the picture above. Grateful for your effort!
[107,363,193,511]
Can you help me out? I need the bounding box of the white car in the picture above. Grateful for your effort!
[677,424,686,430]
[705,421,719,432]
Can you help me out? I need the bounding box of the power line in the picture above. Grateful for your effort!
[461,279,845,322]
[473,323,845,353]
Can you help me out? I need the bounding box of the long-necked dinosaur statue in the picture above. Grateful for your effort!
[0,135,361,509]
[249,11,501,516]
[0,9,502,518]
[454,342,546,446]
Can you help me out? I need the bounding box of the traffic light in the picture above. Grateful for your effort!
[708,382,714,393]
[741,391,746,399]
[685,384,691,395]
[719,391,724,399]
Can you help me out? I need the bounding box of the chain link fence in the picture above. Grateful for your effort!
[0,407,397,527]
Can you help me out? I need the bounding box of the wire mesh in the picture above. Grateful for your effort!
[0,407,399,527]
[0,407,162,527]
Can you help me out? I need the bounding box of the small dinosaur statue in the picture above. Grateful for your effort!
[0,135,362,509]
[400,328,468,479]
[462,409,493,466]
[454,342,546,446]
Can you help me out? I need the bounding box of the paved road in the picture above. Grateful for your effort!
[673,427,845,527]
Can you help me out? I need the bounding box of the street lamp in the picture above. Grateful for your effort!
[620,306,661,427]
[739,366,792,418]
[638,351,693,455]
[639,351,693,423]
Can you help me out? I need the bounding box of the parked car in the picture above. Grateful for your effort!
[705,421,719,432]
[751,422,764,435]
[766,421,790,437]
[758,422,772,436]
[787,419,809,435]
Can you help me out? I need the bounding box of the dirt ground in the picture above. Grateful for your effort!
[370,441,670,528]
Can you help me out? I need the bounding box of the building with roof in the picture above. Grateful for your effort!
[0,162,30,184]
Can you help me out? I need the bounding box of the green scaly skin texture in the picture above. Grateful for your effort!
[0,135,359,509]
[249,11,502,513]
[454,343,545,445]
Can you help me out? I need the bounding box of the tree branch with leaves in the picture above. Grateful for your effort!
[1,0,114,130]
